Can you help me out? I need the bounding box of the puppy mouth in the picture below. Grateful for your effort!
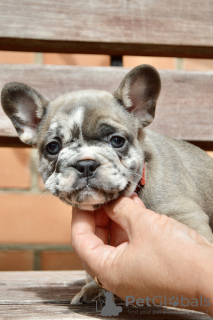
[58,182,130,210]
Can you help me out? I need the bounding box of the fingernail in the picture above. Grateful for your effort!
[131,192,138,199]
[132,193,142,204]
[132,194,146,207]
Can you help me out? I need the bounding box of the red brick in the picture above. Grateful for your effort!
[0,251,33,271]
[0,148,31,189]
[184,59,213,71]
[41,251,83,270]
[0,51,34,63]
[43,53,110,66]
[0,194,72,244]
[123,56,175,69]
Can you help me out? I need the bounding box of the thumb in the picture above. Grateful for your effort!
[104,195,148,239]
[71,207,115,278]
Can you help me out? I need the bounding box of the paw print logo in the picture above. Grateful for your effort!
[168,296,179,307]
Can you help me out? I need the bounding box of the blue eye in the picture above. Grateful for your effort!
[46,141,61,155]
[110,136,125,148]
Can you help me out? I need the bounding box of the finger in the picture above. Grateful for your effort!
[103,196,149,238]
[71,207,114,277]
[71,207,95,235]
[94,207,110,228]
[110,220,129,246]
[131,193,146,208]
[94,208,110,244]
[109,194,145,245]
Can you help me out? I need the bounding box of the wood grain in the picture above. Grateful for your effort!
[0,0,213,58]
[0,65,213,148]
[0,271,212,319]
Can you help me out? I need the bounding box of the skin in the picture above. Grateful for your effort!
[71,194,213,315]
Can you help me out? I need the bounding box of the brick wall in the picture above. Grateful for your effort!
[0,52,212,271]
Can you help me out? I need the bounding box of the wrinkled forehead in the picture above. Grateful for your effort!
[38,90,137,144]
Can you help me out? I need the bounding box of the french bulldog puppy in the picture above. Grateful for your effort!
[1,65,213,304]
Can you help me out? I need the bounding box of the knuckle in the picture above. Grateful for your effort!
[111,197,132,216]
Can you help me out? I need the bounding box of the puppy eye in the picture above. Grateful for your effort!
[45,141,61,155]
[110,136,125,148]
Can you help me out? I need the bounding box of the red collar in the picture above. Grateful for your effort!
[135,162,146,193]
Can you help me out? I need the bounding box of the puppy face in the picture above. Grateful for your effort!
[37,91,143,210]
[1,65,161,210]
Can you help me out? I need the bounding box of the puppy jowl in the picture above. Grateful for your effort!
[2,64,213,304]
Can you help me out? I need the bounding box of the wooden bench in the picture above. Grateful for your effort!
[0,271,212,320]
[0,1,213,319]
[0,1,213,149]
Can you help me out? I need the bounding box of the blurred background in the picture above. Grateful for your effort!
[0,52,212,271]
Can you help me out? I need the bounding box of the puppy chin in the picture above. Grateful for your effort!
[74,203,103,211]
[60,189,107,211]
[57,181,136,211]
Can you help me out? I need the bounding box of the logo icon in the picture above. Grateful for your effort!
[95,291,122,317]
[168,296,179,307]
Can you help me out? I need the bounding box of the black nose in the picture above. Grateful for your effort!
[74,160,100,178]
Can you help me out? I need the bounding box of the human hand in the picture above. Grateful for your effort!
[71,195,213,314]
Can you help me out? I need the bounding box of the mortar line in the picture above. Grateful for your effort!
[34,52,44,64]
[0,244,74,251]
[33,250,42,270]
[175,57,184,70]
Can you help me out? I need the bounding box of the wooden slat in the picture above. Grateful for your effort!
[0,271,212,319]
[0,271,85,305]
[0,304,211,320]
[0,0,213,58]
[0,65,213,148]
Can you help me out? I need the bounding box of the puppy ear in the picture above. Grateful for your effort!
[1,82,49,145]
[114,64,161,127]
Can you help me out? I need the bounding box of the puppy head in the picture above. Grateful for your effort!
[1,65,161,210]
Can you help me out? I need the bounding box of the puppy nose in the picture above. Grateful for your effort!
[74,160,100,177]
